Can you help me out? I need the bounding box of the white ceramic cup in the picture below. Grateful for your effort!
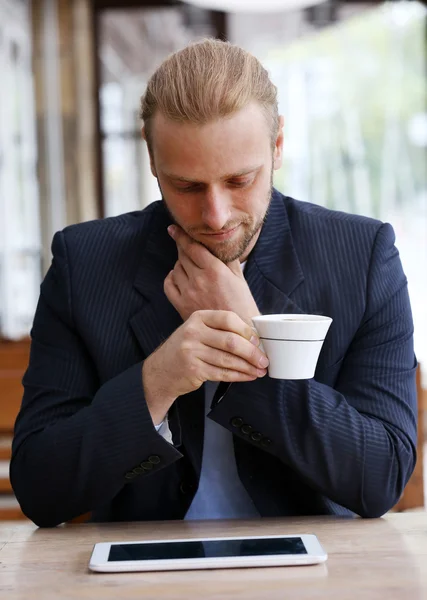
[251,314,333,380]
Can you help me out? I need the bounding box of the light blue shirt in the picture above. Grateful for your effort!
[184,380,259,520]
[155,381,259,519]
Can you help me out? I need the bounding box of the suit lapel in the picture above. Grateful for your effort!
[130,203,180,357]
[244,189,305,316]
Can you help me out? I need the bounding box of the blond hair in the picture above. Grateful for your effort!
[140,38,278,151]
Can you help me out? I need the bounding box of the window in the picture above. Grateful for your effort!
[0,0,41,340]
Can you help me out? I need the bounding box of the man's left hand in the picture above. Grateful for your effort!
[164,225,260,324]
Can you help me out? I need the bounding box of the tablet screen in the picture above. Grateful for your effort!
[108,537,307,562]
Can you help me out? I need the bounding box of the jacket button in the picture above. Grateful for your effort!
[261,437,272,447]
[241,424,253,435]
[231,417,243,428]
[133,466,144,474]
[125,472,136,480]
[141,461,153,471]
[148,455,161,465]
[250,432,263,442]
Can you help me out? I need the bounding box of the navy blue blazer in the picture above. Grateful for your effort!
[10,189,417,527]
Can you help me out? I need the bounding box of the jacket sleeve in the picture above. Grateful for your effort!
[10,232,183,527]
[208,223,418,518]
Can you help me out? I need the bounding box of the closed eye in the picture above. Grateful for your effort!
[228,178,253,188]
[174,183,203,193]
[173,177,254,193]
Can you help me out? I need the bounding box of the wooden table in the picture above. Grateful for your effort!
[0,513,426,599]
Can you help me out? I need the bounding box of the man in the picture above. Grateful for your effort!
[11,39,417,527]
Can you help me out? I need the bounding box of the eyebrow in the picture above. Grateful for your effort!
[163,166,262,184]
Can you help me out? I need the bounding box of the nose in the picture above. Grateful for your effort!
[201,186,231,231]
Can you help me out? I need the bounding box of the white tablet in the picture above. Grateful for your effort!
[89,533,327,572]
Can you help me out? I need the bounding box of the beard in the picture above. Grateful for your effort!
[159,170,273,264]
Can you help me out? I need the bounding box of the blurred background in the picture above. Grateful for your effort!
[0,0,426,518]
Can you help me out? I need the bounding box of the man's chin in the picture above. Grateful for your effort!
[199,240,247,264]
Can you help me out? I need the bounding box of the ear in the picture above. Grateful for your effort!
[273,115,284,171]
[141,127,157,178]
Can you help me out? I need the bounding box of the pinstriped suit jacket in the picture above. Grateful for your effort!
[10,189,417,527]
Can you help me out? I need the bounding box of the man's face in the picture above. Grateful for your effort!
[147,102,284,263]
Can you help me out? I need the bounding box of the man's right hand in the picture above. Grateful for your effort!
[142,310,269,426]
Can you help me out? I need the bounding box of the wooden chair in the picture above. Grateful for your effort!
[394,364,425,511]
[0,339,91,523]
[0,339,30,520]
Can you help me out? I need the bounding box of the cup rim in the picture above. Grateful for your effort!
[258,336,326,342]
[252,314,332,323]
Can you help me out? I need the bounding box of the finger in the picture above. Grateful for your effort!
[204,366,260,383]
[176,247,199,277]
[197,357,261,384]
[196,310,257,343]
[164,271,181,303]
[200,324,269,370]
[172,260,189,288]
[198,346,268,378]
[168,225,215,269]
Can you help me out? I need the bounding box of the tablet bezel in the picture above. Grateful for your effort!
[89,533,327,572]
